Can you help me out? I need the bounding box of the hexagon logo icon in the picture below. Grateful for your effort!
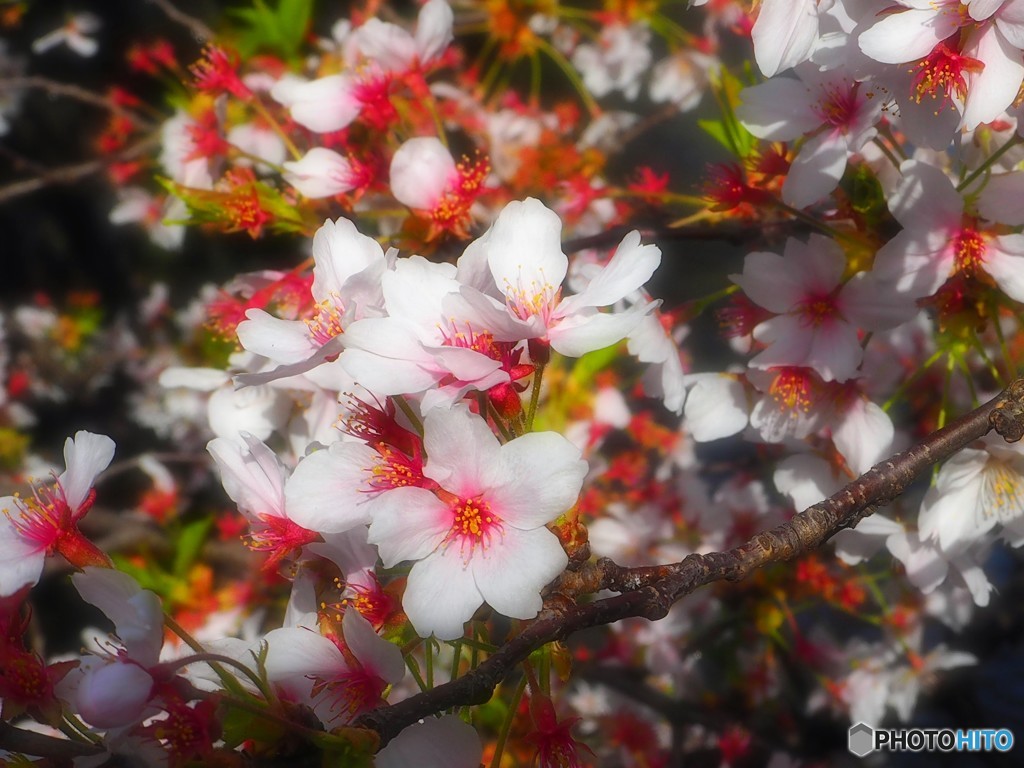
[848,722,874,757]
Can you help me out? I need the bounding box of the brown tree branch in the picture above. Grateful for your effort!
[359,378,1024,745]
[0,76,156,126]
[562,219,807,253]
[0,135,159,204]
[0,721,103,760]
[147,0,215,43]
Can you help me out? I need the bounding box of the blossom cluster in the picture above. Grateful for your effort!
[3,0,1024,765]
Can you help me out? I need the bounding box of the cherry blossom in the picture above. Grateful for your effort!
[918,434,1024,554]
[32,12,101,57]
[367,405,588,640]
[570,24,652,100]
[60,568,164,729]
[455,198,661,357]
[627,312,688,415]
[271,74,362,134]
[750,0,820,77]
[732,234,912,382]
[282,148,358,199]
[0,431,114,597]
[858,0,1024,129]
[681,373,749,442]
[263,609,404,725]
[388,136,489,238]
[158,366,292,442]
[340,255,521,411]
[737,65,883,208]
[872,159,1024,301]
[158,111,213,190]
[649,49,717,111]
[348,0,454,73]
[236,216,390,385]
[207,433,342,567]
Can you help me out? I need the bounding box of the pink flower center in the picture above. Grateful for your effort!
[304,297,345,346]
[368,446,426,491]
[442,323,499,357]
[503,272,562,325]
[444,494,504,556]
[4,483,72,554]
[352,73,398,130]
[429,156,490,237]
[769,368,816,414]
[334,578,394,630]
[796,291,839,327]
[244,514,318,570]
[813,81,861,131]
[315,663,386,722]
[953,228,987,275]
[910,42,983,108]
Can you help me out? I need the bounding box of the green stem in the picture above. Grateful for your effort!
[165,651,276,705]
[968,329,1004,389]
[251,96,302,161]
[957,354,981,408]
[538,645,551,696]
[164,614,248,697]
[876,121,908,163]
[61,714,102,744]
[393,395,424,436]
[219,692,343,744]
[526,363,546,430]
[406,653,429,693]
[992,298,1015,375]
[485,397,515,442]
[426,638,435,690]
[871,135,903,172]
[458,635,498,654]
[774,199,858,245]
[488,674,529,768]
[448,640,463,687]
[535,38,601,117]
[529,50,541,105]
[606,186,707,207]
[689,284,740,318]
[958,133,1022,192]
[882,348,945,412]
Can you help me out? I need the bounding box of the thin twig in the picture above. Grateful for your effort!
[0,134,159,204]
[0,722,103,760]
[0,77,155,126]
[561,220,801,254]
[147,0,215,43]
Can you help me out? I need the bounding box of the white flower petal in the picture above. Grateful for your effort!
[403,550,483,639]
[285,442,379,533]
[490,432,587,529]
[389,137,455,210]
[368,487,450,567]
[342,609,405,684]
[376,715,482,768]
[59,431,115,512]
[472,526,567,619]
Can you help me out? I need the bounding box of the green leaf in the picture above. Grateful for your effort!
[697,118,733,153]
[276,0,313,55]
[173,517,213,577]
[702,67,758,159]
[228,0,313,59]
[110,556,177,596]
[220,702,287,748]
[569,343,621,387]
